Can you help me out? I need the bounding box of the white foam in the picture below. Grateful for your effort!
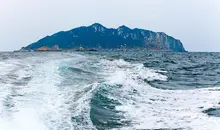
[0,109,48,130]
[107,71,127,85]
[101,59,220,130]
[1,54,220,130]
[0,53,86,130]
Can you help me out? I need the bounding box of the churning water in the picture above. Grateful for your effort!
[0,51,220,130]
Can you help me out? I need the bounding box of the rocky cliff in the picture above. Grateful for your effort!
[24,23,186,52]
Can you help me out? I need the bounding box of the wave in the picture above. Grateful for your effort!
[89,58,220,129]
[1,52,220,130]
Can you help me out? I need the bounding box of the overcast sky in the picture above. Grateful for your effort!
[0,0,220,52]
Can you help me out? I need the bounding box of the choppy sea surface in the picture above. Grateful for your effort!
[0,51,220,130]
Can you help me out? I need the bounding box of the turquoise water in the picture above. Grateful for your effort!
[0,51,220,130]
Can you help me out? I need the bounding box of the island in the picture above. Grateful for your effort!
[21,23,186,52]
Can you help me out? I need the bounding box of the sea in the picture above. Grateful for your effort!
[0,51,220,130]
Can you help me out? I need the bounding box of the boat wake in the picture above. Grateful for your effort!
[0,52,220,130]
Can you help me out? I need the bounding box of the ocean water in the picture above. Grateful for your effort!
[0,51,220,130]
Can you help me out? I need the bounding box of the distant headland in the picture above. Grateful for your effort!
[20,23,186,52]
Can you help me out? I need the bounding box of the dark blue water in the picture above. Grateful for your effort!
[0,51,220,130]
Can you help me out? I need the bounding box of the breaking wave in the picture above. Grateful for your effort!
[0,52,220,130]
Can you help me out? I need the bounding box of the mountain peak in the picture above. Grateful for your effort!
[24,23,186,52]
[90,23,106,32]
[90,23,105,28]
[118,25,131,30]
